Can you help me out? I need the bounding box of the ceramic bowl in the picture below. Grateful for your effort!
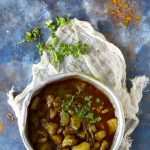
[21,72,125,150]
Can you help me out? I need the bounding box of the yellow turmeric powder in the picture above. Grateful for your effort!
[0,123,5,133]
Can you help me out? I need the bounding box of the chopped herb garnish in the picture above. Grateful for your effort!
[84,95,93,101]
[75,107,85,119]
[85,112,94,120]
[18,14,89,70]
[71,96,100,123]
[123,22,129,28]
[89,116,101,123]
[61,94,101,123]
[18,28,40,44]
[63,96,75,111]
[85,113,101,123]
[62,109,69,117]
[62,96,75,117]
[96,98,104,105]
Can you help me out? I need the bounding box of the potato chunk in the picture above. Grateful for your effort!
[89,124,97,133]
[37,130,47,138]
[31,96,40,110]
[100,140,109,150]
[46,94,54,107]
[107,118,118,134]
[39,142,50,150]
[101,109,109,114]
[72,142,90,150]
[70,115,81,131]
[94,142,100,149]
[43,122,58,136]
[50,108,58,119]
[51,135,63,144]
[60,113,70,127]
[37,137,47,144]
[53,96,61,107]
[77,131,86,139]
[63,127,76,135]
[57,127,63,134]
[62,135,77,147]
[95,130,106,141]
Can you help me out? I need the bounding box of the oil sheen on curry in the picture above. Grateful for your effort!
[28,78,118,150]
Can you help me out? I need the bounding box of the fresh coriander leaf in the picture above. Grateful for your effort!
[83,104,90,112]
[123,22,129,28]
[61,109,69,117]
[89,116,101,123]
[18,28,40,44]
[87,101,92,107]
[50,25,56,31]
[77,109,85,118]
[67,13,71,21]
[26,32,32,37]
[84,95,93,101]
[56,18,60,26]
[56,15,71,27]
[51,32,56,38]
[75,106,79,114]
[17,40,25,44]
[45,20,53,27]
[32,28,40,38]
[45,20,56,31]
[72,41,89,59]
[25,32,34,42]
[52,51,63,63]
[37,42,45,54]
[81,43,89,54]
[58,17,66,27]
[52,37,59,46]
[96,98,104,105]
[85,113,94,120]
[75,107,86,119]
[47,44,55,51]
[85,113,101,123]
[18,14,89,71]
[60,43,71,56]
[63,96,75,111]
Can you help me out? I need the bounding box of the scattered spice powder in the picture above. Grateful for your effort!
[97,0,142,28]
[0,123,5,133]
[108,0,142,28]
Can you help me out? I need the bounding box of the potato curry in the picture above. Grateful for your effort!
[28,78,118,150]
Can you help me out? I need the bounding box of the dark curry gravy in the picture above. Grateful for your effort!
[28,78,118,150]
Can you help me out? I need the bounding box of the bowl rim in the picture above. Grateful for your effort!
[20,72,125,150]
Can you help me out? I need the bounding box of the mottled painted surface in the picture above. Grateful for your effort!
[0,0,150,150]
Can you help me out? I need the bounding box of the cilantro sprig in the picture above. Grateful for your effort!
[96,98,104,105]
[75,100,101,123]
[18,28,41,44]
[18,14,89,70]
[62,94,101,123]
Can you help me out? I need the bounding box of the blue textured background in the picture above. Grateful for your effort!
[0,0,150,149]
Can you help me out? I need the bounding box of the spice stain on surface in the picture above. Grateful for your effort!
[0,123,5,133]
[96,0,142,28]
[108,0,142,28]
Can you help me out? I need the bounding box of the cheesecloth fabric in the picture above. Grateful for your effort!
[8,19,149,150]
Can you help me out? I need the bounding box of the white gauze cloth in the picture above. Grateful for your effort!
[8,19,149,150]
